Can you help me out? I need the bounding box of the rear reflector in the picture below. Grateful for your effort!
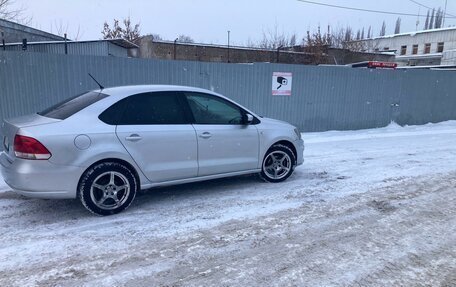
[14,135,51,160]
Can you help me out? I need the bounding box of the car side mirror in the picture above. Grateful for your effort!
[243,113,254,125]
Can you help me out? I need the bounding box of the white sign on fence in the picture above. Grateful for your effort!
[272,72,292,96]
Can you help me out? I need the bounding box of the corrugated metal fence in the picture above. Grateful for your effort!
[1,50,456,135]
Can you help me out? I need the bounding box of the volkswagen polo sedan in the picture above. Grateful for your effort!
[1,85,304,215]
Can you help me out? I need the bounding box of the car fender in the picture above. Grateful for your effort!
[258,133,298,168]
[71,140,149,187]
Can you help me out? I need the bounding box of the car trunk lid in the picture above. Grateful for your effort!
[2,114,60,158]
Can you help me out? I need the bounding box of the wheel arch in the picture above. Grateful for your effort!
[77,158,141,194]
[269,140,297,163]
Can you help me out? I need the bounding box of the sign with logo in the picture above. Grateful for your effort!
[367,61,397,69]
[272,72,292,96]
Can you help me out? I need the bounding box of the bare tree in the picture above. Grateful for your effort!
[245,37,257,47]
[72,25,82,41]
[303,25,332,64]
[52,20,69,37]
[379,21,386,36]
[304,25,332,47]
[102,19,124,39]
[435,8,443,29]
[123,17,140,43]
[149,33,163,41]
[344,26,353,42]
[341,27,367,52]
[289,34,297,47]
[301,25,370,64]
[367,26,372,39]
[177,34,194,43]
[395,17,401,34]
[258,25,296,49]
[102,17,141,43]
[329,25,345,48]
[429,8,435,29]
[49,20,81,40]
[0,0,31,24]
[423,7,445,30]
[424,10,430,30]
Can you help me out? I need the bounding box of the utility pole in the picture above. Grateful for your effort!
[416,8,420,31]
[227,30,230,63]
[443,0,448,27]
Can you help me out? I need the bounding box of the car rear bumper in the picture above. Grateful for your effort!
[0,151,83,199]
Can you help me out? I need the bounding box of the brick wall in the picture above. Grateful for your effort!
[134,36,321,65]
[133,36,394,65]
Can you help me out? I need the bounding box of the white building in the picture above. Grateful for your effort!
[354,27,456,66]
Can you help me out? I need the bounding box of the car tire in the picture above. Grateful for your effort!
[78,162,138,216]
[260,144,296,183]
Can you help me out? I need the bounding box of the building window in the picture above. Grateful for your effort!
[400,45,407,55]
[412,45,418,55]
[424,43,431,54]
[437,42,444,53]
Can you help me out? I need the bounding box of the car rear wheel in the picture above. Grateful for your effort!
[78,162,137,216]
[260,144,296,183]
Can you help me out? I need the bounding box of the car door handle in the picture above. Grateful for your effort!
[199,132,212,139]
[125,134,142,142]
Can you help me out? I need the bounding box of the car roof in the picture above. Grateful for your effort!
[95,85,216,97]
[75,84,260,121]
[87,84,260,119]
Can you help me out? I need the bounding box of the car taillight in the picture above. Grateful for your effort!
[14,134,51,160]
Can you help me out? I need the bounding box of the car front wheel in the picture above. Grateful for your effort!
[78,162,138,216]
[260,144,296,183]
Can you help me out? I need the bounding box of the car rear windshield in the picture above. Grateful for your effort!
[38,91,109,120]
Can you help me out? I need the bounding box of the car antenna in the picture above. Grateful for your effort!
[88,73,104,90]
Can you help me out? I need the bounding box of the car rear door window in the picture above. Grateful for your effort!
[99,91,189,125]
[184,92,243,125]
[39,91,109,120]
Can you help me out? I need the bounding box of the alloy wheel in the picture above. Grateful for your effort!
[262,151,292,180]
[90,171,131,210]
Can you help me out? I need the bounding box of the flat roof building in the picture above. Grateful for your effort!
[352,27,456,66]
[3,39,138,57]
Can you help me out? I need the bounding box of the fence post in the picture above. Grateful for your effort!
[64,33,68,55]
[22,39,27,51]
[1,31,5,51]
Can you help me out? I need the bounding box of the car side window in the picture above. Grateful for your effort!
[185,92,244,125]
[99,92,188,125]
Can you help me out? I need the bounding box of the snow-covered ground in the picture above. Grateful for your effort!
[1,121,455,286]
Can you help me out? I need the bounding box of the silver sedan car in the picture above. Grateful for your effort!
[1,85,304,215]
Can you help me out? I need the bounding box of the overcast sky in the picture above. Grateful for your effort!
[14,0,456,45]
